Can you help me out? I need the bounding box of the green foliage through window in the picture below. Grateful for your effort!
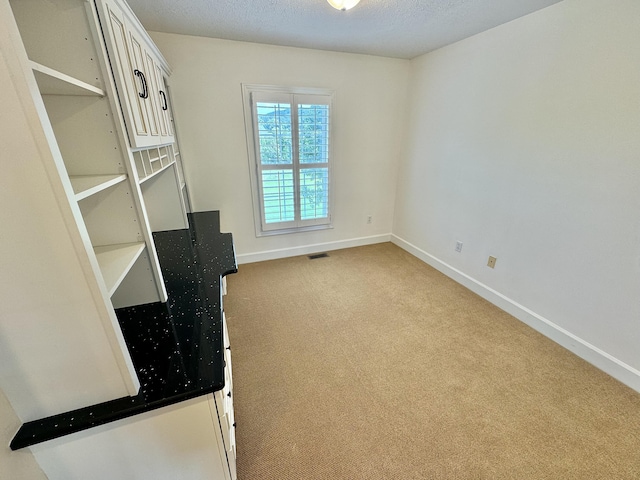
[257,103,292,165]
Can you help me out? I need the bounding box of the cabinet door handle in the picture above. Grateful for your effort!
[159,90,168,110]
[226,346,231,351]
[227,391,232,398]
[232,422,237,428]
[134,69,148,99]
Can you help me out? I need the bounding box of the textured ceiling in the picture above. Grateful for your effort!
[126,0,563,59]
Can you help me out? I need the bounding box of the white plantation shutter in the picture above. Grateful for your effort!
[297,95,330,226]
[248,88,332,233]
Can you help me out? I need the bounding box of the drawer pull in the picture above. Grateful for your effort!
[226,346,231,351]
[233,422,237,428]
[227,391,232,398]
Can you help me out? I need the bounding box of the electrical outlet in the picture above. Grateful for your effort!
[367,215,372,224]
[455,241,463,252]
[487,256,497,268]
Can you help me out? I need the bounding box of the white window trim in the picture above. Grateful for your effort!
[242,84,335,237]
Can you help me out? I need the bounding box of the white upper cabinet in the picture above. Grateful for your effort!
[155,64,175,140]
[98,0,175,149]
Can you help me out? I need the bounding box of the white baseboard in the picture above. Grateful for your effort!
[391,234,640,394]
[236,234,392,265]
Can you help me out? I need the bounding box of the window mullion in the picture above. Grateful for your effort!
[260,164,294,170]
[298,162,328,169]
[291,95,301,227]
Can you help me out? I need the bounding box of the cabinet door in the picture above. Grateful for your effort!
[139,45,161,139]
[126,22,162,145]
[153,62,175,144]
[154,62,169,139]
[33,398,231,480]
[101,0,148,145]
[212,391,236,480]
[98,0,165,149]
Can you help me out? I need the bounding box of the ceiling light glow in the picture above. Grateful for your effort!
[327,0,361,11]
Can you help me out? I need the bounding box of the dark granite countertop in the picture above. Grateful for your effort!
[10,211,237,450]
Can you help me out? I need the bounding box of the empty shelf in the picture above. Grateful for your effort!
[71,174,127,201]
[139,160,174,185]
[30,61,105,96]
[94,243,145,296]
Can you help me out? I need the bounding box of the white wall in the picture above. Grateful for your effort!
[393,0,640,388]
[151,33,409,261]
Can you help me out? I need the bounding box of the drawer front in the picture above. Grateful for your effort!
[219,304,236,478]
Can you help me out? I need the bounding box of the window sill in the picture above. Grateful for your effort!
[256,223,333,237]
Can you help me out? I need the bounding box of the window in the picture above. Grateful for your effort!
[243,85,333,235]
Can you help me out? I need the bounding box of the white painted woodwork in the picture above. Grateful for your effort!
[9,0,104,88]
[24,305,238,480]
[155,64,175,143]
[142,47,162,137]
[80,0,173,300]
[71,174,127,201]
[128,31,160,139]
[140,164,189,232]
[216,314,237,480]
[102,0,150,142]
[166,108,192,212]
[94,242,146,295]
[174,151,185,186]
[138,160,174,184]
[1,0,140,420]
[30,61,105,96]
[4,0,185,423]
[212,390,233,480]
[97,0,174,149]
[111,252,164,309]
[41,95,126,175]
[134,144,176,182]
[78,181,146,246]
[155,62,170,138]
[3,0,225,477]
[31,397,232,480]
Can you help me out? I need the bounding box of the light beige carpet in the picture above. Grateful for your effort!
[224,243,640,479]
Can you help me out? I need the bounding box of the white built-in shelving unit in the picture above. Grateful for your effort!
[11,0,169,314]
[2,0,234,477]
[2,0,193,422]
[6,0,148,408]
